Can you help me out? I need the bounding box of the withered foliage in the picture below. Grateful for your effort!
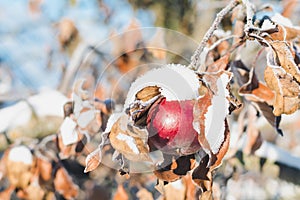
[1,1,300,200]
[85,1,300,199]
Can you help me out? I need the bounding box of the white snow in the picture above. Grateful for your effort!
[104,113,124,133]
[0,89,68,133]
[8,145,33,165]
[77,110,95,128]
[261,19,276,30]
[60,117,78,145]
[124,64,199,109]
[204,73,230,154]
[116,132,139,154]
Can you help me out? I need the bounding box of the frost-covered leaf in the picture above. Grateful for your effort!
[264,66,300,115]
[84,148,101,173]
[271,13,300,40]
[193,71,234,166]
[60,117,78,146]
[265,50,300,116]
[109,114,151,162]
[269,41,300,83]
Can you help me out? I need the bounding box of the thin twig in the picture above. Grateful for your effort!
[189,0,240,71]
[242,0,255,30]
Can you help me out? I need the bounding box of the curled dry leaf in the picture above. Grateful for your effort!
[109,114,151,162]
[232,60,283,135]
[73,79,89,100]
[193,71,235,166]
[192,155,212,194]
[264,66,300,115]
[206,53,230,73]
[84,148,101,173]
[191,120,230,199]
[265,50,300,116]
[135,86,161,102]
[258,13,300,41]
[269,41,300,83]
[270,14,300,41]
[239,68,275,105]
[111,18,144,74]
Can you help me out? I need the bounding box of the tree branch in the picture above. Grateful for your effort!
[189,0,240,71]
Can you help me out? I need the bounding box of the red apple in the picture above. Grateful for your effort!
[147,98,201,155]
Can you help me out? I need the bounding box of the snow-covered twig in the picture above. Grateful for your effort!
[189,0,240,71]
[242,0,255,31]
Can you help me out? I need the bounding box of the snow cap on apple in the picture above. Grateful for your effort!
[86,64,238,174]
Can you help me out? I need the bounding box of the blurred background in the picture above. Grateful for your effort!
[1,0,300,199]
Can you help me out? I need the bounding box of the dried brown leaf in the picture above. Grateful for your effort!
[211,120,230,170]
[183,175,197,200]
[57,18,79,53]
[232,60,283,135]
[84,148,101,173]
[109,115,151,162]
[192,155,212,194]
[136,86,161,102]
[194,71,234,166]
[262,18,300,41]
[239,68,275,105]
[206,53,230,73]
[264,64,300,116]
[270,41,300,83]
[255,102,283,136]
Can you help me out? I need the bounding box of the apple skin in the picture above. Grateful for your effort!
[146,98,202,155]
